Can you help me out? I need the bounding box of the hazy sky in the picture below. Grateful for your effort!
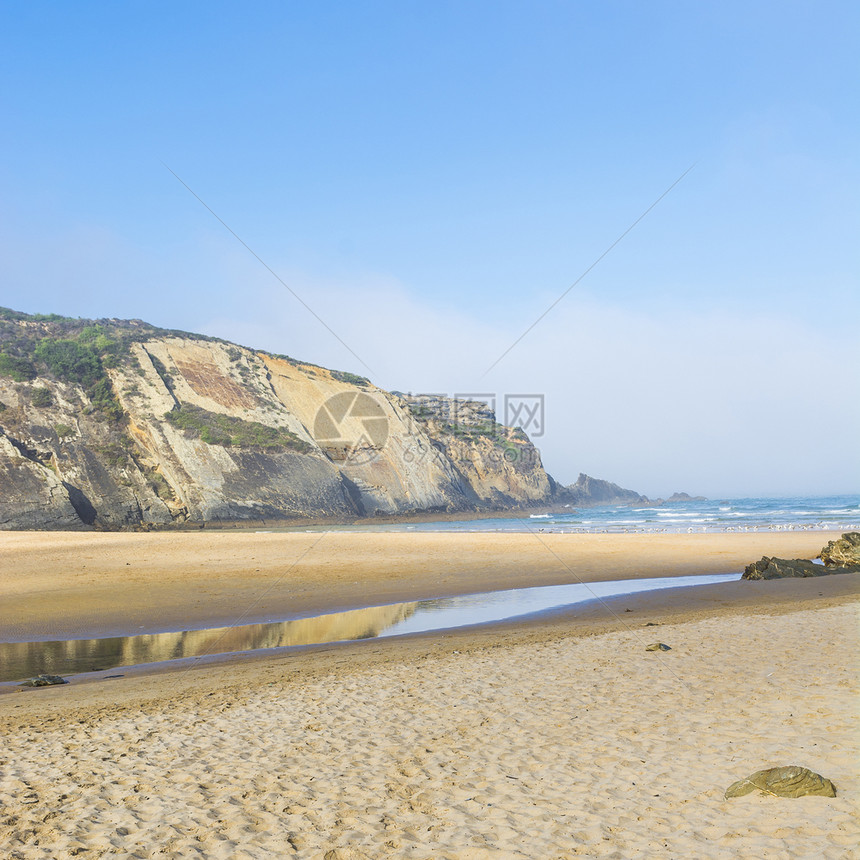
[2,1,857,497]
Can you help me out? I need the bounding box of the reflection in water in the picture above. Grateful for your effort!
[0,573,739,682]
[0,603,417,683]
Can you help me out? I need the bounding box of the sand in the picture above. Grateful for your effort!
[0,529,845,639]
[1,530,858,858]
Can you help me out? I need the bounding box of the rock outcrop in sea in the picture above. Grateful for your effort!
[0,308,579,529]
[557,473,647,506]
[553,474,703,508]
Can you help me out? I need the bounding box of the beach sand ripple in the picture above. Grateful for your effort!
[1,602,857,858]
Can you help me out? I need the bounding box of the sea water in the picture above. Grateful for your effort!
[280,494,860,535]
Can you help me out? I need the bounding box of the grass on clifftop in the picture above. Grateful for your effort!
[165,404,313,453]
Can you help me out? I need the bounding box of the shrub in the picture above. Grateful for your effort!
[87,377,123,420]
[331,369,370,386]
[34,339,102,387]
[164,404,312,453]
[147,470,175,500]
[30,387,53,407]
[0,307,71,322]
[92,442,128,468]
[0,352,36,381]
[54,422,74,438]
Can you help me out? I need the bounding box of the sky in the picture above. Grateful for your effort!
[1,1,858,497]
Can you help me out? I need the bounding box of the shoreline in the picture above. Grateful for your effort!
[2,571,856,705]
[2,566,857,708]
[2,531,857,858]
[5,493,855,534]
[0,530,845,642]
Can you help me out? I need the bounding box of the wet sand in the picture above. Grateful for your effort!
[0,530,844,639]
[0,530,858,858]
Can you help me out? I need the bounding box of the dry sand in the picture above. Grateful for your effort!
[0,530,858,858]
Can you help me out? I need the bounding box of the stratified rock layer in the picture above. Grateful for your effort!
[1,311,569,528]
[820,532,860,567]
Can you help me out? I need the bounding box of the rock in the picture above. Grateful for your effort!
[663,492,707,503]
[645,642,671,651]
[742,532,860,581]
[19,674,68,687]
[819,532,860,567]
[558,473,648,507]
[742,556,860,580]
[725,765,836,799]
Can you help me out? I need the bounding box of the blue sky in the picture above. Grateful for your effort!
[1,1,858,496]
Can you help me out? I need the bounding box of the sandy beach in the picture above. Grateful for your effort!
[0,529,847,640]
[1,530,858,858]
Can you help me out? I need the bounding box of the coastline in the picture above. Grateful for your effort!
[1,575,857,858]
[1,529,857,857]
[0,530,845,641]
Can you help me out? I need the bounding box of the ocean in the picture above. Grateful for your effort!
[285,494,860,535]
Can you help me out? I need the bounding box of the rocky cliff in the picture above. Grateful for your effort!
[558,473,647,507]
[0,309,566,529]
[555,475,706,509]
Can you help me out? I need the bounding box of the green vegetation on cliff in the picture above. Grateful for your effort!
[0,352,36,381]
[0,312,163,421]
[165,404,312,453]
[331,369,370,386]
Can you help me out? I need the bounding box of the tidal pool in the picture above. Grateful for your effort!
[0,573,739,683]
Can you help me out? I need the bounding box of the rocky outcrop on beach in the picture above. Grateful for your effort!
[820,532,860,567]
[0,308,567,529]
[742,557,836,580]
[742,532,860,580]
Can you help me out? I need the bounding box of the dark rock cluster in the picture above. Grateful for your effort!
[742,532,860,580]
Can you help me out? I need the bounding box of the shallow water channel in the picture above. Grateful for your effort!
[1,573,739,683]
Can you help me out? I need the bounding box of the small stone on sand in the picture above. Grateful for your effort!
[725,765,836,799]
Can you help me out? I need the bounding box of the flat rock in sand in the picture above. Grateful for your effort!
[19,674,68,687]
[725,765,836,799]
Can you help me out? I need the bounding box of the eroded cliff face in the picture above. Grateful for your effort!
[396,394,553,509]
[0,312,558,529]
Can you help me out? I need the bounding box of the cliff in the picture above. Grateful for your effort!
[0,309,563,529]
[554,475,707,509]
